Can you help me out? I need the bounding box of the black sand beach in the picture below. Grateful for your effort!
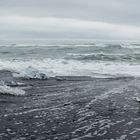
[0,71,140,139]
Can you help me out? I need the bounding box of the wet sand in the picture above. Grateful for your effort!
[0,71,140,139]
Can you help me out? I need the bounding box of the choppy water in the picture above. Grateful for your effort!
[0,39,140,78]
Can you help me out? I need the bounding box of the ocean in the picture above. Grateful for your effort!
[0,39,140,80]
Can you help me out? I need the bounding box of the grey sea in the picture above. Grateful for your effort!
[1,39,140,139]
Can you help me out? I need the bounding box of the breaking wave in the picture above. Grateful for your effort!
[0,58,140,79]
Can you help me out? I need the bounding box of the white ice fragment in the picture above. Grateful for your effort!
[13,66,48,79]
[0,85,25,96]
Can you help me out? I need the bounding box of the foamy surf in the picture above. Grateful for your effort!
[0,58,139,79]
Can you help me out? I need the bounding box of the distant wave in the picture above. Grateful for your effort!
[67,53,140,62]
[1,43,140,49]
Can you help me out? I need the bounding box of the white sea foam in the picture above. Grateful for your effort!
[0,84,25,96]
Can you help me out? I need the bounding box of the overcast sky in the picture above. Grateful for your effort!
[0,0,140,40]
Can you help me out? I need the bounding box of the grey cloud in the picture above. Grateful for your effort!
[0,0,140,39]
[0,0,139,25]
